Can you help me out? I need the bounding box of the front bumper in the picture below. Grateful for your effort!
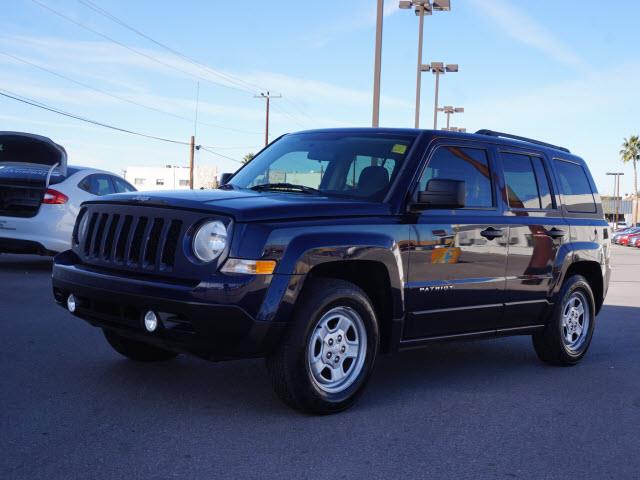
[52,250,288,360]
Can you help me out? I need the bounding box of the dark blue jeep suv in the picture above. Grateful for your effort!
[52,128,611,414]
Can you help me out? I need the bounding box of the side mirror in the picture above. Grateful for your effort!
[413,179,465,209]
[220,173,233,185]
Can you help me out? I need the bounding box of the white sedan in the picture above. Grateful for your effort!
[0,132,135,255]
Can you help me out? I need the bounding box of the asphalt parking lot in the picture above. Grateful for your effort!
[1,246,639,480]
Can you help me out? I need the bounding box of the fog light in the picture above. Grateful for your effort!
[143,311,158,332]
[67,294,77,313]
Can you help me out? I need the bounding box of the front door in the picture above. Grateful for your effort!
[498,150,569,329]
[404,143,508,339]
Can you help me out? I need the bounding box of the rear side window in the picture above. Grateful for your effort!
[112,177,136,193]
[501,153,553,210]
[78,174,116,196]
[419,146,493,208]
[553,159,596,213]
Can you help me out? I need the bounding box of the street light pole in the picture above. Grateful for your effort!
[607,172,624,229]
[429,63,458,129]
[437,105,464,130]
[372,0,384,127]
[414,5,425,128]
[399,1,450,128]
[433,69,440,129]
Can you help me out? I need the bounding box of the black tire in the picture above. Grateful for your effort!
[532,275,596,366]
[266,278,380,414]
[103,329,179,362]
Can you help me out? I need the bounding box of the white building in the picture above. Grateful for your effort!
[123,165,218,191]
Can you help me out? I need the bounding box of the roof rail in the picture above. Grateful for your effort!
[475,129,570,153]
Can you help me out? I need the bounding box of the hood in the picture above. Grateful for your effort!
[0,132,68,184]
[91,188,391,222]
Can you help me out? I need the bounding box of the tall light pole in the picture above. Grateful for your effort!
[437,105,464,129]
[607,172,624,229]
[372,0,384,127]
[429,62,458,129]
[399,1,451,128]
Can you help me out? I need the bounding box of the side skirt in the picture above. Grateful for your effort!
[397,324,545,351]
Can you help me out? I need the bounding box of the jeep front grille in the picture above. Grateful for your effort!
[77,208,183,272]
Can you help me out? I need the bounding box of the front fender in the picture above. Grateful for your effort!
[259,227,409,327]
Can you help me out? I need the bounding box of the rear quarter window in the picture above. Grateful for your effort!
[553,159,596,213]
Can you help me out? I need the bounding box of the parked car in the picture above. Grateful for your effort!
[623,232,640,246]
[0,132,135,255]
[52,128,610,414]
[613,227,640,245]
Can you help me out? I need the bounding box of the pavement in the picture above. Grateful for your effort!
[1,246,639,479]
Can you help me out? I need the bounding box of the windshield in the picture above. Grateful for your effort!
[228,131,417,200]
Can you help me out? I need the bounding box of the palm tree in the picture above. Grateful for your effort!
[620,135,640,225]
[242,152,255,164]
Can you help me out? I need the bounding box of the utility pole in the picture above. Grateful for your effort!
[189,135,195,190]
[372,0,383,127]
[607,172,624,229]
[189,82,200,191]
[255,91,281,147]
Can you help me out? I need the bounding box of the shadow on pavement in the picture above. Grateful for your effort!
[72,302,640,415]
[0,254,53,272]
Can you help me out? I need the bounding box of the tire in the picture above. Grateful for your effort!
[532,275,596,366]
[103,329,179,362]
[266,278,380,414]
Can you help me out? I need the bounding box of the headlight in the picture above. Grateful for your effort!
[192,220,227,263]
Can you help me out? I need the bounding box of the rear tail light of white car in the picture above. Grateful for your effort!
[42,188,69,205]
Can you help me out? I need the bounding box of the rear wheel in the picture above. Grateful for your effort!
[266,278,379,414]
[103,329,179,362]
[532,275,596,365]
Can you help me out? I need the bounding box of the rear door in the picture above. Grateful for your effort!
[0,132,67,218]
[497,149,569,329]
[404,141,508,339]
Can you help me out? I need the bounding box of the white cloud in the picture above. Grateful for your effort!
[468,0,586,70]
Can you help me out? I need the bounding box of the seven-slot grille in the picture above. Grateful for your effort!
[75,207,183,273]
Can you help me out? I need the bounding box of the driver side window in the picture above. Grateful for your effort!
[419,146,494,208]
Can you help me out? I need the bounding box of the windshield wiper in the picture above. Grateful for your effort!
[250,183,319,194]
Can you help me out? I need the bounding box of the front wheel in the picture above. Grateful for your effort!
[532,275,596,366]
[266,278,379,414]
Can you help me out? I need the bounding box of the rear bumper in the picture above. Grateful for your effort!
[0,205,74,253]
[51,251,289,360]
[0,237,55,255]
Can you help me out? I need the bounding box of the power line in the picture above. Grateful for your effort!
[0,88,188,145]
[1,50,262,135]
[75,0,318,126]
[1,50,192,124]
[30,0,254,96]
[197,145,242,164]
[77,0,265,95]
[1,88,247,163]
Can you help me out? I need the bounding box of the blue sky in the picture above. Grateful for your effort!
[1,0,639,194]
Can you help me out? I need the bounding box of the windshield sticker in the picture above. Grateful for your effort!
[391,144,407,155]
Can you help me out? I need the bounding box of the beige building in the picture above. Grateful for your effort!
[123,165,218,191]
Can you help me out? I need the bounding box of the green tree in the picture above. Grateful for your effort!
[242,152,255,164]
[620,135,640,225]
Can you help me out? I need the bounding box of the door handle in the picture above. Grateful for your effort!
[480,227,503,240]
[545,228,566,239]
